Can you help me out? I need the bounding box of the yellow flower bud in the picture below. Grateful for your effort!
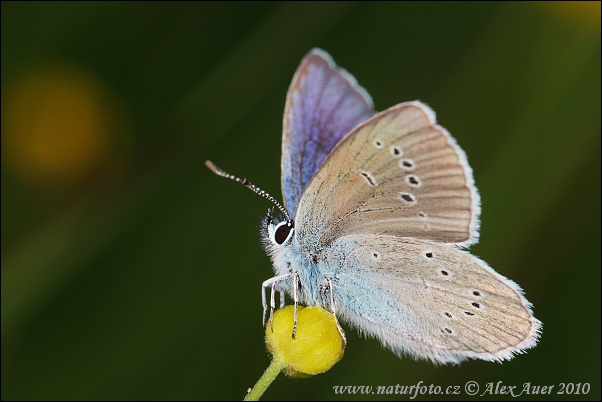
[265,305,345,377]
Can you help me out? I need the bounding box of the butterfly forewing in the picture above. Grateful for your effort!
[282,49,374,219]
[295,102,480,250]
[327,234,541,364]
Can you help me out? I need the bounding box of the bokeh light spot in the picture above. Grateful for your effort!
[543,1,601,28]
[2,64,123,187]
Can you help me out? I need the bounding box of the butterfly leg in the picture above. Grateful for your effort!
[327,277,347,347]
[292,271,300,339]
[269,283,277,330]
[262,273,300,339]
[262,273,293,328]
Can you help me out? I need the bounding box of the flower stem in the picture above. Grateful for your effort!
[244,357,286,401]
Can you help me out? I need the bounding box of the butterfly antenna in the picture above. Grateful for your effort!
[205,160,292,222]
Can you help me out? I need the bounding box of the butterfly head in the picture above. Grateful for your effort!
[261,207,295,249]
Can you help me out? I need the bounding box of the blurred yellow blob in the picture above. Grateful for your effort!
[543,1,601,28]
[265,305,345,378]
[2,64,120,187]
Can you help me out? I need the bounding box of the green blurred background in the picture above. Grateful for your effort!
[2,2,600,400]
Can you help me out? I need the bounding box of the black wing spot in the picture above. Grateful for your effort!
[359,171,378,187]
[399,158,416,171]
[405,175,422,187]
[390,146,403,157]
[399,192,417,205]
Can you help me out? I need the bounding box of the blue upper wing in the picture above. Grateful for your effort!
[281,49,375,219]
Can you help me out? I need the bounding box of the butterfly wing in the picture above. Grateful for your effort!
[295,101,480,249]
[282,55,541,362]
[323,233,541,364]
[291,100,540,363]
[282,49,374,219]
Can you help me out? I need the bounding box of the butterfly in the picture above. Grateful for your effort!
[207,48,541,364]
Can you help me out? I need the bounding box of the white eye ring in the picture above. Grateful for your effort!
[268,221,294,246]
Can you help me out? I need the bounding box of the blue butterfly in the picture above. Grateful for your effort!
[207,49,540,364]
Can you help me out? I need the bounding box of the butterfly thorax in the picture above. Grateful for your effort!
[259,211,338,308]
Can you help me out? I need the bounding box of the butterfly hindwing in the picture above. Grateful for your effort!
[322,233,541,364]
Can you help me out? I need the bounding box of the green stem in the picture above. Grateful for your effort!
[244,357,286,401]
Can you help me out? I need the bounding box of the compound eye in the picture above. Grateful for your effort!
[274,222,293,245]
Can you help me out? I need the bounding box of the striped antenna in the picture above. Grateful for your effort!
[205,160,292,222]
